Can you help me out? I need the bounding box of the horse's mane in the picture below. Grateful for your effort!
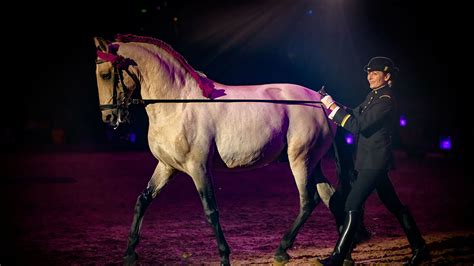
[115,34,214,98]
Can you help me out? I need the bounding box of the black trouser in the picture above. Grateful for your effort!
[333,129,357,202]
[344,169,404,214]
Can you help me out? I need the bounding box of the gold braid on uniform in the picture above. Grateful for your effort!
[341,114,351,127]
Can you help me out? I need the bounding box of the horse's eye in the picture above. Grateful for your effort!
[100,72,112,80]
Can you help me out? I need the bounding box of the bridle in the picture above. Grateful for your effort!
[96,63,140,109]
[96,47,140,128]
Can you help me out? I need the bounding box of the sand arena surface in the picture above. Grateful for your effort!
[1,151,472,265]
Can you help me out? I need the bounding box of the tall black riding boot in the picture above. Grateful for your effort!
[354,207,372,244]
[320,210,361,266]
[396,207,431,265]
[328,194,356,265]
[329,191,371,240]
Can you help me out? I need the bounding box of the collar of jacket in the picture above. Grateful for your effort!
[371,85,391,95]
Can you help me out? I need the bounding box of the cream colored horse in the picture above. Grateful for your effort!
[94,34,338,265]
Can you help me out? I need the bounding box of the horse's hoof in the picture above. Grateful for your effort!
[343,258,355,266]
[274,251,291,264]
[123,251,138,266]
[219,256,230,266]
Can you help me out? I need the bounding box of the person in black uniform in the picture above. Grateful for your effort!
[319,57,431,266]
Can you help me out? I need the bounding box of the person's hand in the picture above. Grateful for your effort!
[321,95,336,109]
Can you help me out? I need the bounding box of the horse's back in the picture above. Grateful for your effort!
[212,82,320,101]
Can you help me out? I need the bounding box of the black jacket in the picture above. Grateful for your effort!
[332,86,396,170]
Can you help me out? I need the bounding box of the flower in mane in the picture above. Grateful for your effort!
[115,34,215,99]
[97,43,137,70]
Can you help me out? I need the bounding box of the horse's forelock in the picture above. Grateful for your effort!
[108,43,120,55]
[115,34,214,99]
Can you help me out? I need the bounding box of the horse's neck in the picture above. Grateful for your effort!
[126,43,201,100]
[121,45,198,121]
[140,73,200,100]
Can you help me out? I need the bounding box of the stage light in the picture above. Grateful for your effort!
[129,132,137,143]
[399,115,407,127]
[345,133,354,144]
[439,136,451,150]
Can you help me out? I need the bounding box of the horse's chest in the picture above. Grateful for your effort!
[147,128,192,164]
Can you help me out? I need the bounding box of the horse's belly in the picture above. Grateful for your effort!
[214,138,285,169]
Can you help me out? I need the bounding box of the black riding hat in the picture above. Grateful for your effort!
[364,56,399,73]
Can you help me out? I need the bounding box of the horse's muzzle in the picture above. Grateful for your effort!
[102,108,130,129]
[103,111,118,127]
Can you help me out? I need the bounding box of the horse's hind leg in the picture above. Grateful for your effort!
[189,166,230,266]
[124,163,175,265]
[315,164,346,232]
[274,159,320,264]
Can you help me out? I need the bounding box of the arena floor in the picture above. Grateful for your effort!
[1,150,472,265]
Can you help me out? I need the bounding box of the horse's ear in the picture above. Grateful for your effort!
[94,37,110,52]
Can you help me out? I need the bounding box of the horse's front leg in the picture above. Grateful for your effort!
[190,166,230,266]
[124,163,175,265]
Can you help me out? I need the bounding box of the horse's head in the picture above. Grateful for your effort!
[93,37,139,129]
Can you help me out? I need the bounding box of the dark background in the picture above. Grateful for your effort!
[1,2,473,264]
[2,0,470,158]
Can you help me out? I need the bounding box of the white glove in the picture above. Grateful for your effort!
[321,95,336,109]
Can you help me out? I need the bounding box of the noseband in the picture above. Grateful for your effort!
[96,46,141,129]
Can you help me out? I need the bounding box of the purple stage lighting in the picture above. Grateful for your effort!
[129,133,137,143]
[345,133,354,144]
[439,136,452,150]
[399,115,407,127]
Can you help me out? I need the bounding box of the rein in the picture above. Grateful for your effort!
[96,43,324,110]
[132,98,322,106]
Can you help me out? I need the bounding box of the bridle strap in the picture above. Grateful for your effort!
[99,64,139,111]
[97,45,139,111]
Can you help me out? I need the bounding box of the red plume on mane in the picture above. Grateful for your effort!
[115,34,215,99]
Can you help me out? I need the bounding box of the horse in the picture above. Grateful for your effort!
[93,34,340,265]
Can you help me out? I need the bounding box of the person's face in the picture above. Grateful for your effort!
[367,71,390,89]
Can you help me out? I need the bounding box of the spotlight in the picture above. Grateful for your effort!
[129,132,137,143]
[399,115,407,127]
[345,133,354,144]
[439,136,452,150]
